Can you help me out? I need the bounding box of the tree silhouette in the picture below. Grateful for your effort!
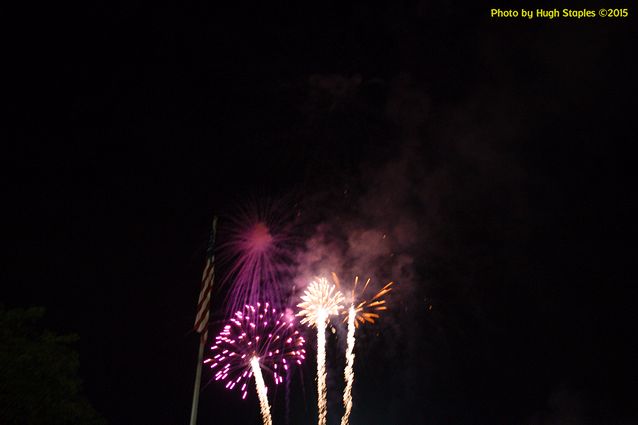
[0,307,106,425]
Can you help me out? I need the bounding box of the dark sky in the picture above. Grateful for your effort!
[4,2,636,425]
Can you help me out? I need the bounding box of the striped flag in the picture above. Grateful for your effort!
[194,217,217,343]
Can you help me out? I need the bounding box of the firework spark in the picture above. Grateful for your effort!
[331,274,395,425]
[340,305,356,425]
[250,357,272,425]
[333,274,395,328]
[217,203,296,316]
[297,278,345,425]
[205,302,305,424]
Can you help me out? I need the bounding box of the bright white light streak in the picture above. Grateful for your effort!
[250,357,273,425]
[317,309,329,425]
[297,278,344,425]
[340,305,356,425]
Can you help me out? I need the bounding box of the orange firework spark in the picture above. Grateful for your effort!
[331,273,395,328]
[331,273,395,425]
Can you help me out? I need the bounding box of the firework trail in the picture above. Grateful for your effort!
[297,278,345,425]
[332,274,395,425]
[205,302,305,424]
[250,357,272,425]
[217,203,296,316]
[340,305,355,425]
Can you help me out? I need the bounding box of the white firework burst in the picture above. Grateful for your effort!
[297,278,345,327]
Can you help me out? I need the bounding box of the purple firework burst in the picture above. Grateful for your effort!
[217,202,297,316]
[205,302,306,400]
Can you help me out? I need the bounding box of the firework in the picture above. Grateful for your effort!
[331,274,395,425]
[340,305,356,425]
[333,274,395,329]
[205,302,305,424]
[217,203,295,316]
[250,357,272,425]
[297,278,345,425]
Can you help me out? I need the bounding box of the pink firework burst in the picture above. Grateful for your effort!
[205,302,306,400]
[246,222,273,252]
[217,201,297,315]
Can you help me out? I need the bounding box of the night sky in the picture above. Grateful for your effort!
[3,2,636,425]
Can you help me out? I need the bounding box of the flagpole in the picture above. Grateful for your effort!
[190,217,218,425]
[189,334,206,425]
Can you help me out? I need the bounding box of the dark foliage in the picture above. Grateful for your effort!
[0,307,106,425]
